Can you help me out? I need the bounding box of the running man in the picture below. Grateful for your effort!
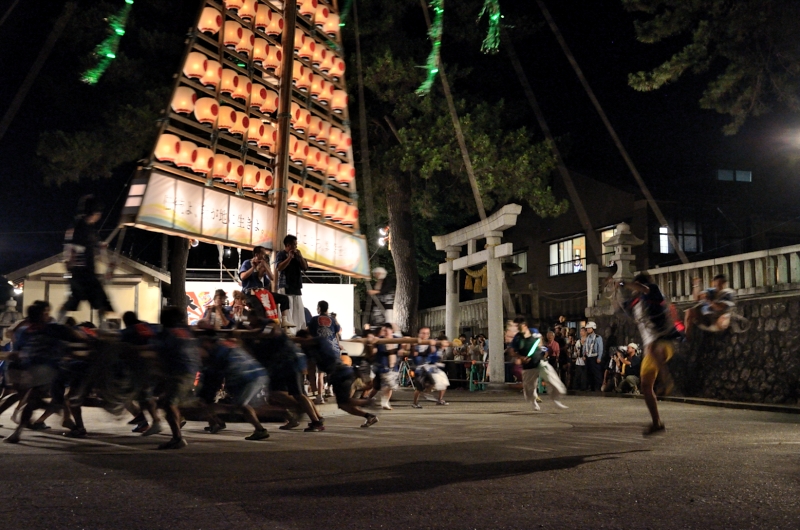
[684,273,736,340]
[507,317,568,411]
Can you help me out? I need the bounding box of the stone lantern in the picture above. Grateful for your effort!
[603,222,643,281]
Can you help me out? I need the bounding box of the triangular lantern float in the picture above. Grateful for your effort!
[119,0,369,278]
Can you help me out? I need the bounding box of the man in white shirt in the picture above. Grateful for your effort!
[582,322,604,391]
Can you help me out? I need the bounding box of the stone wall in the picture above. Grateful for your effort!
[590,296,800,405]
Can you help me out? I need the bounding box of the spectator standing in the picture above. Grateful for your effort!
[583,322,604,391]
[558,330,572,390]
[367,267,396,328]
[573,327,588,390]
[275,235,309,333]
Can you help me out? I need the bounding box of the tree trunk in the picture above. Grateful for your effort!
[386,171,419,334]
[168,235,190,324]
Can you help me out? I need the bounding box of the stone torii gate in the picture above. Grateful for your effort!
[432,204,522,387]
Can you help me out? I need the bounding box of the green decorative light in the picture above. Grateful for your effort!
[81,1,133,84]
[416,0,445,95]
[478,0,502,54]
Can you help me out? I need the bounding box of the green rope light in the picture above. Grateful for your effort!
[81,0,134,84]
[478,0,502,54]
[416,0,444,95]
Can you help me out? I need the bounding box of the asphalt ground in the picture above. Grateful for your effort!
[1,390,798,529]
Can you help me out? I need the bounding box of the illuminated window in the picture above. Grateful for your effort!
[657,221,702,254]
[718,169,752,182]
[549,235,586,276]
[600,227,617,266]
[509,251,527,275]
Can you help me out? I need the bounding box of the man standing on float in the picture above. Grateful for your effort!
[275,234,308,333]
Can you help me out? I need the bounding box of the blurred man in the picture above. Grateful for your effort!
[508,317,568,411]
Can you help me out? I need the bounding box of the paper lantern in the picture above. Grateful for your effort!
[253,38,269,65]
[290,103,310,133]
[312,44,327,68]
[255,6,269,29]
[224,21,243,48]
[254,169,274,194]
[247,120,265,145]
[343,204,359,227]
[233,74,251,101]
[225,159,245,186]
[290,138,309,165]
[198,7,222,34]
[301,188,318,212]
[330,57,345,81]
[265,9,283,37]
[332,199,348,223]
[298,34,316,61]
[194,98,219,125]
[331,90,348,114]
[232,111,250,136]
[314,3,330,30]
[320,50,336,74]
[316,120,331,144]
[293,31,304,53]
[258,123,277,150]
[212,154,232,180]
[317,151,329,174]
[264,44,282,70]
[328,126,343,151]
[236,163,258,188]
[308,115,323,141]
[175,141,198,168]
[250,83,267,110]
[171,87,196,114]
[192,148,214,175]
[316,79,334,106]
[183,51,208,79]
[224,0,244,11]
[220,69,239,96]
[323,11,340,39]
[200,59,222,88]
[310,74,323,99]
[154,134,181,163]
[336,162,355,186]
[293,61,312,91]
[309,190,324,215]
[260,88,279,114]
[239,0,259,21]
[307,146,324,172]
[325,157,339,180]
[336,130,353,155]
[299,0,318,19]
[236,29,255,56]
[322,196,339,219]
[287,183,305,206]
[217,106,237,132]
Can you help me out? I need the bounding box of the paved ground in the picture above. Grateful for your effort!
[1,390,798,529]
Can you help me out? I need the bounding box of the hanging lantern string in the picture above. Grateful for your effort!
[81,0,134,84]
[478,0,502,54]
[416,0,444,95]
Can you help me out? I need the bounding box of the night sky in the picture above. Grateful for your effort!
[1,0,798,301]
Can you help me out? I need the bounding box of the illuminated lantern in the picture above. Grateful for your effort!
[192,147,214,175]
[200,59,222,88]
[336,130,353,155]
[183,51,208,79]
[236,28,255,56]
[255,169,274,194]
[336,162,355,186]
[332,199,348,223]
[250,83,267,110]
[255,5,270,29]
[264,44,282,70]
[293,61,312,91]
[343,204,358,227]
[247,120,264,145]
[298,34,316,61]
[308,115,323,141]
[301,188,318,212]
[290,103,310,132]
[290,138,309,165]
[253,38,269,65]
[231,111,249,136]
[258,123,277,150]
[314,3,330,30]
[331,90,347,114]
[260,88,279,114]
[328,126,343,151]
[330,57,346,81]
[154,134,181,163]
[317,151,329,174]
[323,196,339,220]
[325,157,339,180]
[320,50,335,74]
[217,106,237,132]
[237,163,259,188]
[175,141,198,168]
[316,120,331,144]
[239,0,259,21]
[212,154,232,180]
[323,11,340,39]
[220,69,239,96]
[194,98,219,125]
[265,9,283,37]
[298,0,317,20]
[225,0,244,10]
[293,31,304,53]
[233,74,251,101]
[198,7,222,34]
[307,146,324,172]
[225,159,245,186]
[312,44,327,68]
[224,21,243,48]
[287,183,305,206]
[310,74,323,99]
[317,79,334,106]
[171,87,197,114]
[309,190,324,215]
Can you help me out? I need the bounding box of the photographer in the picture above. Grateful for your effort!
[198,289,233,330]
[615,343,642,394]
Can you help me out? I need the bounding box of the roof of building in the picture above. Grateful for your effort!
[4,253,170,284]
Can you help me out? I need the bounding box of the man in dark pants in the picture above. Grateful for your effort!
[58,195,114,325]
[239,245,292,327]
[583,321,604,391]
